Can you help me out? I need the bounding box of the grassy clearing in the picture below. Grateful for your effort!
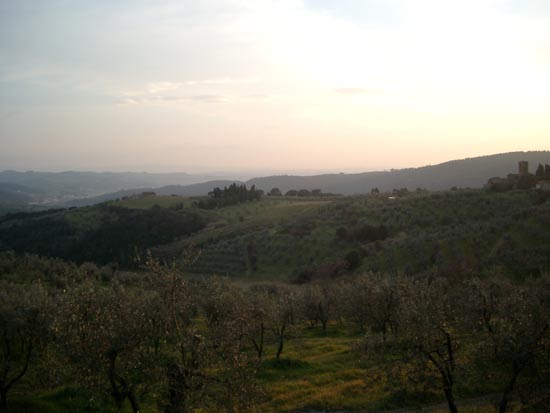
[258,326,381,412]
[257,323,426,412]
[257,324,499,412]
[9,388,123,413]
[12,323,515,413]
[257,324,518,413]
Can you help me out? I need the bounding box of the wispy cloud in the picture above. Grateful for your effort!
[114,93,229,105]
[242,93,273,100]
[335,87,383,95]
[187,94,228,103]
[115,78,262,105]
[143,78,260,94]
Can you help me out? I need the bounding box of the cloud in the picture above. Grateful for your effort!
[143,78,260,93]
[335,87,383,95]
[114,76,267,106]
[187,94,228,103]
[146,82,183,94]
[184,77,260,86]
[114,93,228,105]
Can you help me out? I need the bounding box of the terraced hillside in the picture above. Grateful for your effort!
[2,189,549,280]
[152,189,550,281]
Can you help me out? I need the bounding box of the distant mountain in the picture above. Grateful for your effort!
[63,180,243,207]
[247,151,550,194]
[0,170,221,203]
[2,151,549,209]
[0,182,42,205]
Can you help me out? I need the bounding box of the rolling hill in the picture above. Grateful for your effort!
[247,151,550,194]
[3,186,549,279]
[2,151,549,210]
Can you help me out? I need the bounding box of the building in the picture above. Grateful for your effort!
[518,161,529,175]
[485,161,536,191]
[536,181,550,192]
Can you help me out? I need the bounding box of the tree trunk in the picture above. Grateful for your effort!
[499,362,521,413]
[0,342,33,411]
[0,387,7,410]
[275,325,285,359]
[128,386,141,413]
[165,362,185,413]
[107,352,124,409]
[443,387,458,413]
[252,324,264,360]
[276,337,284,359]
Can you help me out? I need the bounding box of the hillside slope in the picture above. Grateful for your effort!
[247,151,550,194]
[0,204,208,267]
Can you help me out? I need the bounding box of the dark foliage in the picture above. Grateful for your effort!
[0,206,207,268]
[194,183,261,209]
[336,224,389,243]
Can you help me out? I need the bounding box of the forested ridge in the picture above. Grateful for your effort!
[0,205,207,267]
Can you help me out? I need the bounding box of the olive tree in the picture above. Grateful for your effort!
[146,257,263,413]
[0,282,50,409]
[300,282,336,332]
[264,286,299,360]
[362,277,472,413]
[199,278,264,412]
[245,286,271,360]
[53,282,160,413]
[474,278,550,413]
[342,275,400,340]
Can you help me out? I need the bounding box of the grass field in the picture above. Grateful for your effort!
[12,322,516,413]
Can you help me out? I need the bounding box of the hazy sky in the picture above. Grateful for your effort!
[1,0,549,173]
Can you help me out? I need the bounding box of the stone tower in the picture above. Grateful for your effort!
[518,161,529,175]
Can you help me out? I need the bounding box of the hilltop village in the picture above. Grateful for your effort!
[486,161,550,191]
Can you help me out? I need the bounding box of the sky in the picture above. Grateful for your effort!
[1,0,549,174]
